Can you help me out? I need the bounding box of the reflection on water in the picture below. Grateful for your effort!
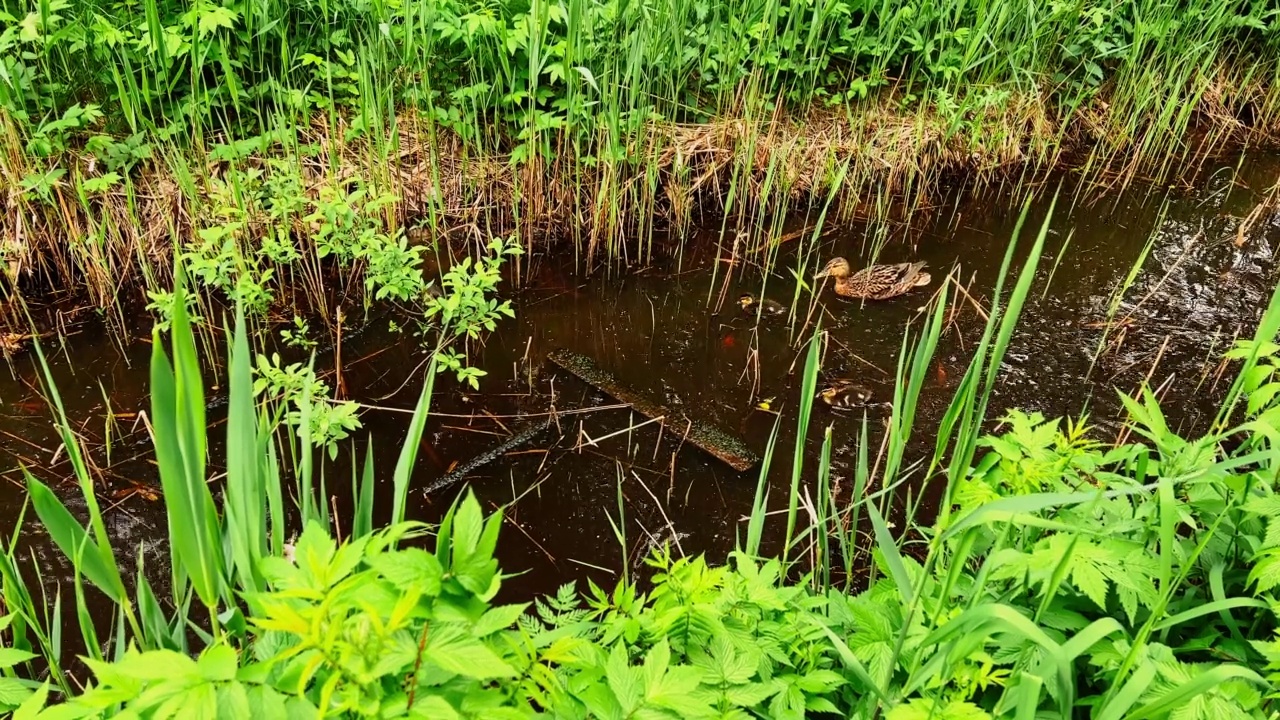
[2,156,1278,603]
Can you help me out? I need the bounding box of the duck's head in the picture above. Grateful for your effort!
[815,257,851,280]
[738,293,756,309]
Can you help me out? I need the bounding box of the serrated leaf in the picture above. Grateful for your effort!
[473,603,527,636]
[606,644,644,713]
[1244,496,1280,517]
[114,649,199,681]
[216,682,250,720]
[702,635,755,686]
[409,696,459,719]
[199,644,238,681]
[643,639,671,690]
[245,685,288,716]
[368,548,442,595]
[1266,519,1280,549]
[887,698,992,720]
[197,5,238,36]
[1071,557,1109,610]
[0,648,36,670]
[1250,553,1280,592]
[0,677,32,708]
[11,681,46,720]
[725,681,777,707]
[794,668,844,693]
[424,626,515,679]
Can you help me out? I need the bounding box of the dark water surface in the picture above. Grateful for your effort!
[3,156,1279,602]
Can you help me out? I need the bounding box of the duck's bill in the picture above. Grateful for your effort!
[814,270,830,279]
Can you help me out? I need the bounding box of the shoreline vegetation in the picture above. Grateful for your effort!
[6,0,1280,715]
[6,216,1280,717]
[1,0,1280,329]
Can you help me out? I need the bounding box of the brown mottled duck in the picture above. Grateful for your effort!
[814,257,931,300]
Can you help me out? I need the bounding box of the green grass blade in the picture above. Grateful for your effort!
[1124,665,1265,720]
[223,304,265,594]
[392,368,436,527]
[867,501,912,605]
[354,439,376,540]
[150,280,224,610]
[24,474,120,603]
[783,326,822,565]
[744,415,781,559]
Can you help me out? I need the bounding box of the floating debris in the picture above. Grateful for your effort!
[547,348,760,472]
[422,416,555,496]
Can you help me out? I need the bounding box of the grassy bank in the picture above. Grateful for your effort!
[1,0,1279,324]
[4,211,1280,717]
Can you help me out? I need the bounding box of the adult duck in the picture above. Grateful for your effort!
[814,257,931,300]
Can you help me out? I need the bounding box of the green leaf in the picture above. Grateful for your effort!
[606,643,644,713]
[24,475,121,602]
[1125,664,1265,720]
[452,491,484,559]
[697,635,755,686]
[1248,552,1280,592]
[888,698,991,720]
[392,374,434,526]
[725,682,777,707]
[0,647,37,669]
[369,548,442,595]
[648,664,711,717]
[0,677,32,708]
[216,682,251,720]
[224,304,265,594]
[245,685,288,716]
[643,638,671,690]
[11,681,47,720]
[197,5,237,36]
[1071,555,1109,610]
[869,501,913,604]
[794,668,844,693]
[293,521,336,586]
[473,603,527,636]
[126,649,202,681]
[150,281,223,607]
[409,696,459,719]
[424,626,515,679]
[199,644,238,681]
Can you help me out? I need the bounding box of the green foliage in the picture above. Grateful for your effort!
[0,0,1276,175]
[11,220,1280,719]
[253,353,361,457]
[425,235,522,389]
[279,316,316,351]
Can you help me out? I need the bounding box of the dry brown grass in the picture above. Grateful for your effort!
[1,83,1277,325]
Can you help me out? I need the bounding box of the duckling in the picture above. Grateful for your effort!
[814,257,931,300]
[738,293,787,317]
[754,396,778,413]
[817,380,874,410]
[423,280,444,301]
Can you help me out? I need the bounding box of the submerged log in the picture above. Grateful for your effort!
[547,348,760,472]
[422,416,554,496]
